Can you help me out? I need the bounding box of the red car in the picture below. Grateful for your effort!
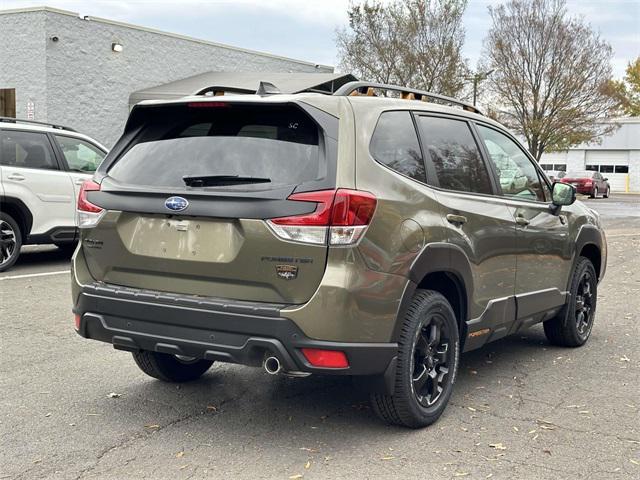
[560,171,610,198]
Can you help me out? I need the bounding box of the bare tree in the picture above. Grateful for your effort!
[482,0,618,161]
[336,0,468,97]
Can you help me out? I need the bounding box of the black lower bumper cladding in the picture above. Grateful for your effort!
[74,282,397,376]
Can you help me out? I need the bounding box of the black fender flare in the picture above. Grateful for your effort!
[571,224,605,287]
[392,242,473,342]
[0,195,33,237]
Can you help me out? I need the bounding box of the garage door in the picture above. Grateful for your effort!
[585,150,629,192]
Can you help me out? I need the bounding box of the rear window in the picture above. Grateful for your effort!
[565,171,592,178]
[108,103,325,190]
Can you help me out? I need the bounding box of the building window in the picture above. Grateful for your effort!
[600,165,614,173]
[615,165,629,173]
[554,164,566,171]
[540,164,553,170]
[586,165,598,171]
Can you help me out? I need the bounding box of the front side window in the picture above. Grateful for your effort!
[476,125,548,202]
[0,131,58,170]
[55,135,106,173]
[416,116,492,194]
[369,111,425,182]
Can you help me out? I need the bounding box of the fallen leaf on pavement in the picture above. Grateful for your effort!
[145,424,160,429]
[289,475,303,479]
[176,451,184,458]
[305,461,311,470]
[107,392,122,398]
[489,443,507,450]
[381,456,395,460]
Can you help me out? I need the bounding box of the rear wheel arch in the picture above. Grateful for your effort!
[0,197,33,239]
[394,243,472,344]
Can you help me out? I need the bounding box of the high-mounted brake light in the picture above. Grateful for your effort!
[187,102,229,108]
[77,180,105,228]
[301,348,349,368]
[267,189,377,246]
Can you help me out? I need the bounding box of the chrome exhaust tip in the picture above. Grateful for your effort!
[263,356,282,375]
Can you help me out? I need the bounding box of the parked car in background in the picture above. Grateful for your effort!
[546,170,566,182]
[560,170,610,198]
[0,117,107,271]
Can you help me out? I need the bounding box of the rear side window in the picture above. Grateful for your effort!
[370,111,425,183]
[0,130,58,170]
[108,104,324,190]
[416,116,492,195]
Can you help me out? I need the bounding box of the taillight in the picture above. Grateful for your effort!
[301,348,349,368]
[267,189,377,246]
[77,180,105,228]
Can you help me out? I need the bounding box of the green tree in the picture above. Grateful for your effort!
[336,0,469,97]
[607,58,640,116]
[482,0,618,161]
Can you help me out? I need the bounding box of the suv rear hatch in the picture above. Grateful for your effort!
[80,100,339,304]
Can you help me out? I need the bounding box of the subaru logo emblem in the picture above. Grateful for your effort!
[165,196,189,212]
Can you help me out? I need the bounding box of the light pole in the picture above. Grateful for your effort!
[469,69,494,106]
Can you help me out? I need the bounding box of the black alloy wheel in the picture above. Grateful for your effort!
[412,315,452,408]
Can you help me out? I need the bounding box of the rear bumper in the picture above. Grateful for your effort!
[74,282,398,377]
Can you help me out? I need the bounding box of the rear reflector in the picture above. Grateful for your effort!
[301,348,349,368]
[74,314,81,330]
[77,180,105,228]
[267,189,377,246]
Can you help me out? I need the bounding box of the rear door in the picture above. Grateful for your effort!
[0,129,75,235]
[51,134,107,210]
[414,114,517,329]
[81,101,338,304]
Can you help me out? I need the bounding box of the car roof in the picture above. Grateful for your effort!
[0,120,108,152]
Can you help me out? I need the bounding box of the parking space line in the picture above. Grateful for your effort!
[607,233,639,238]
[0,270,70,281]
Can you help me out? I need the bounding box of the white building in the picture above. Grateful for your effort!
[540,117,640,193]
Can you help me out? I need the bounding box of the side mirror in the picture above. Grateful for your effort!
[550,181,576,213]
[603,178,608,182]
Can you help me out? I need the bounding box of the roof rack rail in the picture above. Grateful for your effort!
[0,116,77,132]
[333,81,483,115]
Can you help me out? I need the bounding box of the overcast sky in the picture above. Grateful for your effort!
[1,0,638,78]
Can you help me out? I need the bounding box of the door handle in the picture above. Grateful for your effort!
[446,214,468,225]
[516,216,530,226]
[74,178,86,185]
[7,173,25,181]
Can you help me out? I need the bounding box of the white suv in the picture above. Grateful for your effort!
[0,117,107,271]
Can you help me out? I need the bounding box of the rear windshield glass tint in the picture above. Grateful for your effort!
[108,104,324,189]
[565,171,592,178]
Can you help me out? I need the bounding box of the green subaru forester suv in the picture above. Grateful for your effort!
[72,81,606,428]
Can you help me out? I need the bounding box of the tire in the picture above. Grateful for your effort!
[603,187,610,198]
[590,187,598,199]
[371,290,460,428]
[543,257,597,347]
[132,350,213,382]
[0,212,22,272]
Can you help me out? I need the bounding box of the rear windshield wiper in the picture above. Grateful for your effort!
[182,174,271,187]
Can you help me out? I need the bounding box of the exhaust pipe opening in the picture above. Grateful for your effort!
[263,356,281,375]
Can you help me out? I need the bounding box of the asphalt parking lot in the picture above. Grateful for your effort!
[1,195,638,479]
